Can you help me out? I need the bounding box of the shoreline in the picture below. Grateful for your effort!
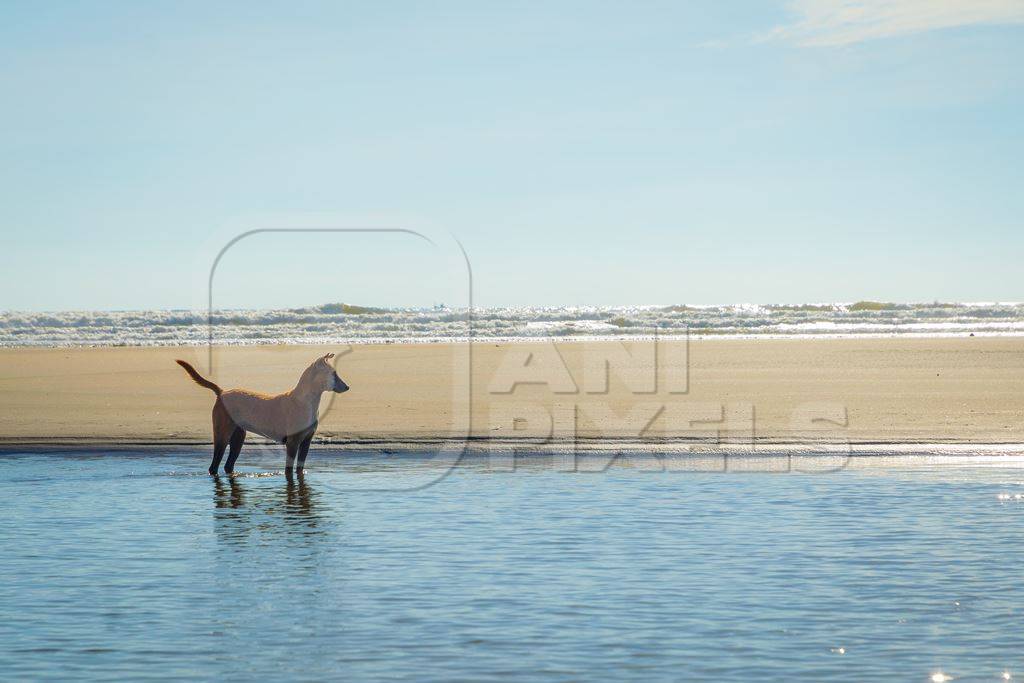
[2,440,1022,454]
[0,329,1021,351]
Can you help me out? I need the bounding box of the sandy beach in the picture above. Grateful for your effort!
[0,337,1021,448]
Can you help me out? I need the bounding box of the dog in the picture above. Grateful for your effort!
[175,354,349,475]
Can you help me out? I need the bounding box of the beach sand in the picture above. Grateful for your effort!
[0,337,1021,448]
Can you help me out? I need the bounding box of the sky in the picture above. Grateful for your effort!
[1,0,1022,311]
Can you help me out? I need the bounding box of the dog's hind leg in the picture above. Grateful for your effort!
[296,429,315,472]
[209,400,236,475]
[224,427,246,475]
[210,441,227,476]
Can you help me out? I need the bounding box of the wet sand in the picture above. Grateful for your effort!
[0,337,1021,448]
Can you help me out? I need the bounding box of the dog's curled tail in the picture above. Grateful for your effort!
[175,360,222,396]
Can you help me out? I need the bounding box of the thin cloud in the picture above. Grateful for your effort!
[765,0,1024,46]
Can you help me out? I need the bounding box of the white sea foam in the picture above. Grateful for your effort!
[2,301,1023,347]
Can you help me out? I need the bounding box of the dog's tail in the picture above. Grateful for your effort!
[175,360,222,396]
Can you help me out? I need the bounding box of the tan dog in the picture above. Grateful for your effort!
[175,354,349,475]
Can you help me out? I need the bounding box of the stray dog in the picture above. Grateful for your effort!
[175,354,349,475]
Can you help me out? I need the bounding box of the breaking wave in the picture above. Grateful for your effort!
[2,301,1023,347]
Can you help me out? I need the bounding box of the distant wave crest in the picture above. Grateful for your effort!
[1,302,1022,347]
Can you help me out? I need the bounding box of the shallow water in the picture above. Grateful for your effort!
[2,450,1024,681]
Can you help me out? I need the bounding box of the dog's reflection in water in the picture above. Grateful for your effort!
[283,470,318,519]
[213,475,247,509]
[212,471,324,544]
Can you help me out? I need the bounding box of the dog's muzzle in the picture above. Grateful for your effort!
[333,377,350,393]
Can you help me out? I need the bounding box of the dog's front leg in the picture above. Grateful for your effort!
[284,434,299,472]
[296,427,315,472]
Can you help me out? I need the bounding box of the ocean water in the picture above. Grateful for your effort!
[2,450,1024,681]
[2,301,1024,346]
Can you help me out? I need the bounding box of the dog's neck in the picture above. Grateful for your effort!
[289,366,325,406]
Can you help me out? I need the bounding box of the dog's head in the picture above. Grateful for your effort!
[313,353,350,393]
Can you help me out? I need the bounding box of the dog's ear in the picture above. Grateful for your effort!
[322,353,335,361]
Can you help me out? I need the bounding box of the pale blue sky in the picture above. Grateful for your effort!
[2,1,1022,311]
